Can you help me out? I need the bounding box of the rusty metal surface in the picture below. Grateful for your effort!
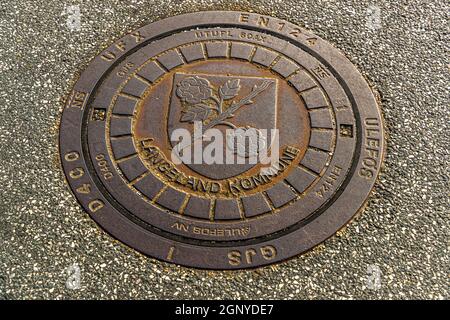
[2,0,448,299]
[59,11,384,269]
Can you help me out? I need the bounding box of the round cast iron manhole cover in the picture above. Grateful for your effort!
[60,11,384,269]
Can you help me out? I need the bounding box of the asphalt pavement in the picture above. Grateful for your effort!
[0,0,448,299]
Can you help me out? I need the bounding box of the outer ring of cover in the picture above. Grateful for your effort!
[59,11,385,269]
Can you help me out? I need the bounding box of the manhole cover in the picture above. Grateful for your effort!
[60,11,384,269]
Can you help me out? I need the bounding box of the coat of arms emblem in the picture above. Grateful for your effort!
[167,72,278,179]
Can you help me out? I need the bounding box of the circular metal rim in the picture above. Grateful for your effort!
[59,11,384,269]
[85,27,350,243]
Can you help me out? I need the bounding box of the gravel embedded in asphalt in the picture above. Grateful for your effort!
[0,0,448,299]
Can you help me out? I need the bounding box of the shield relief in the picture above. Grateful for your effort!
[167,72,278,180]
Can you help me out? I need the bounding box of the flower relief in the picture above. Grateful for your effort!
[176,75,273,157]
